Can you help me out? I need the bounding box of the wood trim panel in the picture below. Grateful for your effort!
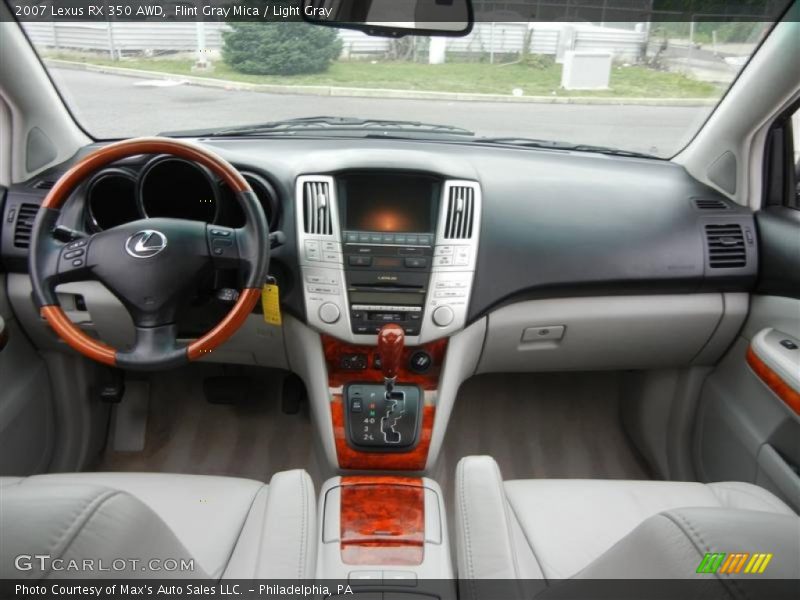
[41,306,117,366]
[323,335,446,391]
[339,477,424,566]
[332,397,435,471]
[324,335,445,470]
[746,346,800,415]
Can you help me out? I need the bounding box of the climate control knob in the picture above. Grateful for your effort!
[318,302,341,324]
[432,305,455,327]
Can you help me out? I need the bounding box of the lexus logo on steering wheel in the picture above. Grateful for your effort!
[125,230,168,258]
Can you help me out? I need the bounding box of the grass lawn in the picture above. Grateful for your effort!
[45,52,721,98]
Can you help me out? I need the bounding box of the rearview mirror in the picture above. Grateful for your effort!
[303,0,473,38]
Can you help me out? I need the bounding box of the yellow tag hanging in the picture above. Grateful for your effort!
[261,282,282,326]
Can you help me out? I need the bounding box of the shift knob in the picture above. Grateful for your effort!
[378,323,405,381]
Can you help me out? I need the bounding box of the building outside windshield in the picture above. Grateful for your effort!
[14,1,781,158]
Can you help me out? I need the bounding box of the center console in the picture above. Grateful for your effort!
[297,171,481,346]
[317,476,454,584]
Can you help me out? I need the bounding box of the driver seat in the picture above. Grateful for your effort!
[0,470,315,579]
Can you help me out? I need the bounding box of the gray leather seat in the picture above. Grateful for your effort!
[455,456,799,583]
[0,470,315,579]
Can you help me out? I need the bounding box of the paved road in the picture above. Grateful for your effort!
[53,68,714,157]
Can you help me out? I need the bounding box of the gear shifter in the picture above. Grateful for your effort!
[378,323,405,396]
[378,324,406,444]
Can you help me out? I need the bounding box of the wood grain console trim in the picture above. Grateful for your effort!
[324,335,445,470]
[323,335,446,391]
[746,346,800,415]
[339,477,424,566]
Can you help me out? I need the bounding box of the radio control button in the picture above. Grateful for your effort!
[318,302,341,324]
[435,290,465,299]
[394,234,407,244]
[406,235,419,245]
[432,306,455,327]
[358,233,371,243]
[455,246,471,266]
[434,255,453,266]
[349,255,372,267]
[382,234,395,244]
[418,235,432,246]
[435,246,454,256]
[369,233,382,243]
[404,257,427,268]
[307,285,338,295]
[345,232,359,243]
[304,240,321,261]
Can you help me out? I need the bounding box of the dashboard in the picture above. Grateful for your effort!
[1,137,758,349]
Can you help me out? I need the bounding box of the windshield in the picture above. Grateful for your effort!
[19,12,776,158]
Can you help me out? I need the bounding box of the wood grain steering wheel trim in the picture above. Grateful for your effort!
[38,137,258,366]
[41,306,117,366]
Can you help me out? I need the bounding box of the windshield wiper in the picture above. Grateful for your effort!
[477,137,658,159]
[164,116,474,137]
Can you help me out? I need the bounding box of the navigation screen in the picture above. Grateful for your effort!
[342,173,437,233]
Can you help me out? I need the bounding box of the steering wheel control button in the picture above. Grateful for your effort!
[63,249,85,259]
[432,305,455,327]
[66,239,88,250]
[210,228,231,237]
[409,351,432,373]
[318,302,341,324]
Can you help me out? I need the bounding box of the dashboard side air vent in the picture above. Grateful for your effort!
[303,180,333,235]
[705,223,746,268]
[14,203,39,249]
[32,179,55,190]
[694,198,729,210]
[444,185,475,239]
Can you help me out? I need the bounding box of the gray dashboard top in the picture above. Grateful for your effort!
[0,137,757,323]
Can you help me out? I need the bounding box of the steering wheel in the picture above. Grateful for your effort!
[29,138,270,371]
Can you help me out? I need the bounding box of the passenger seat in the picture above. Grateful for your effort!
[455,456,799,583]
[0,470,315,579]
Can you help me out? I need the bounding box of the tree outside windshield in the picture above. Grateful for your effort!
[23,17,770,157]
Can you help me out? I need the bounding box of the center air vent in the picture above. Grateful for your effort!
[694,198,729,210]
[302,180,333,235]
[14,203,39,249]
[444,185,475,239]
[705,223,746,268]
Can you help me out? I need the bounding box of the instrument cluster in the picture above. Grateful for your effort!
[85,155,279,232]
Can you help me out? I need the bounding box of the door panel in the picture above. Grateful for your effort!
[695,296,800,511]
